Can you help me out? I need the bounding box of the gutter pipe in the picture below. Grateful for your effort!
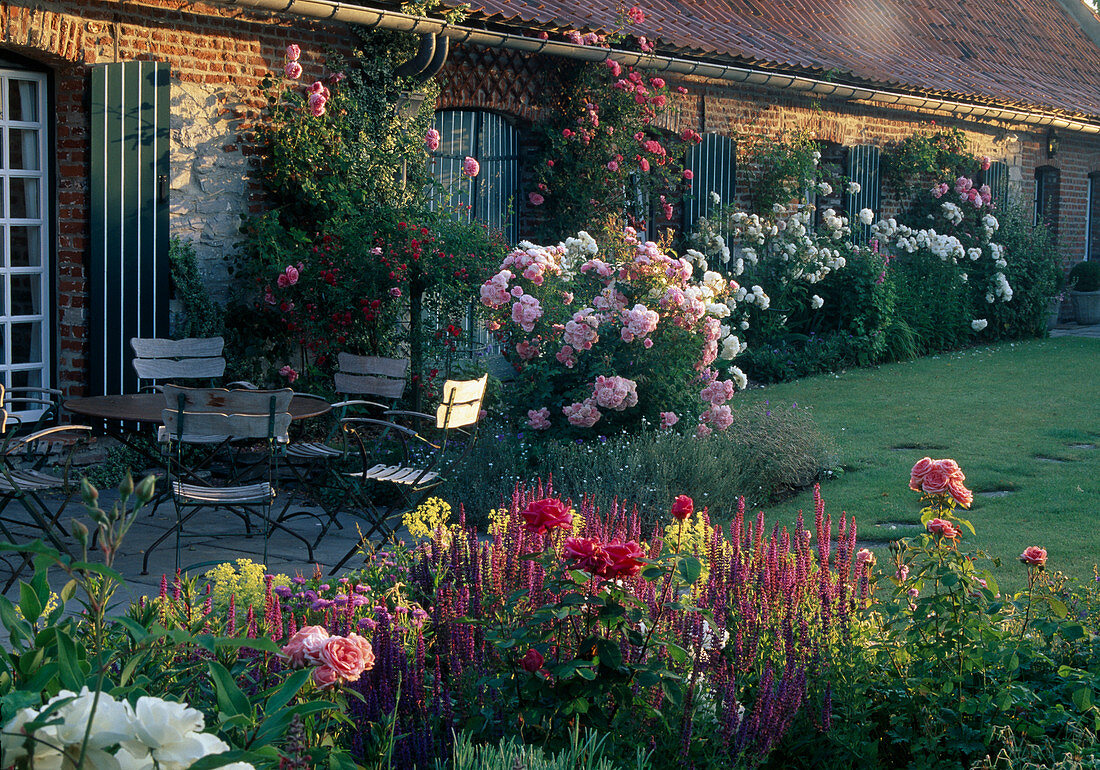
[203,0,1100,135]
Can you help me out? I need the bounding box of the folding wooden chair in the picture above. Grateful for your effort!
[279,354,409,545]
[331,374,487,572]
[0,385,92,590]
[131,337,228,392]
[141,385,313,574]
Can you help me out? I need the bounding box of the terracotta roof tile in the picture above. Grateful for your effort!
[434,0,1100,119]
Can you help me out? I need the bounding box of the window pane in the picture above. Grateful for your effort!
[1089,176,1100,261]
[11,369,40,390]
[683,133,737,240]
[10,274,40,315]
[9,177,39,218]
[8,128,38,170]
[7,80,37,122]
[11,322,41,365]
[10,226,40,267]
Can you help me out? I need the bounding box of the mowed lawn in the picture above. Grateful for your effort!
[738,336,1100,588]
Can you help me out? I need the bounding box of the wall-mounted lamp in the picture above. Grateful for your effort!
[1046,127,1060,159]
[396,91,427,118]
[1003,131,1019,144]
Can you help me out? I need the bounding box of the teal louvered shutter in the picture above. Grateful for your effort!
[984,161,1008,208]
[846,145,881,244]
[683,133,736,237]
[90,61,170,396]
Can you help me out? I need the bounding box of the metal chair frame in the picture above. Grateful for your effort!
[331,374,487,573]
[142,385,313,575]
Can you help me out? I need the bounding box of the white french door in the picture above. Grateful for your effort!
[0,69,49,411]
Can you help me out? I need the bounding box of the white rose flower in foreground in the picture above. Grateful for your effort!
[971,319,988,331]
[858,208,874,226]
[810,294,824,310]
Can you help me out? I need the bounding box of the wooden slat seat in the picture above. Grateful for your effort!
[171,481,273,504]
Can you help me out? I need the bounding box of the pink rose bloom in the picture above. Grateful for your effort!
[650,77,665,89]
[909,456,934,490]
[659,411,679,429]
[284,61,303,79]
[279,365,299,384]
[527,407,551,430]
[280,625,330,667]
[1019,546,1047,567]
[695,423,713,438]
[591,375,639,411]
[598,540,646,579]
[556,345,577,368]
[515,339,540,360]
[643,338,653,349]
[307,92,327,117]
[285,265,300,285]
[308,80,326,94]
[700,378,735,406]
[639,157,650,172]
[511,295,543,333]
[425,128,441,151]
[320,634,373,682]
[264,291,277,305]
[520,497,573,535]
[921,466,951,495]
[947,476,973,509]
[520,648,545,673]
[627,5,646,24]
[389,287,402,298]
[607,160,619,172]
[683,169,694,180]
[528,192,545,206]
[677,86,688,94]
[935,458,961,477]
[562,291,574,305]
[980,155,992,171]
[856,548,876,567]
[926,518,959,539]
[285,44,301,62]
[638,36,654,52]
[370,246,384,256]
[563,536,608,574]
[312,665,339,690]
[605,58,622,77]
[565,30,583,44]
[702,404,734,431]
[462,156,480,177]
[563,399,601,428]
[671,495,693,521]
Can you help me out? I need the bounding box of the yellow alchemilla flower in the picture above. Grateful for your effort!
[404,497,452,540]
[204,558,289,615]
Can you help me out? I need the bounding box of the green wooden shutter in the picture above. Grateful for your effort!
[90,61,170,395]
[683,133,736,237]
[846,144,881,245]
[985,161,1008,207]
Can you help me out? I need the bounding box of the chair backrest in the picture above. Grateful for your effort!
[333,353,408,402]
[132,337,227,385]
[161,385,293,442]
[435,374,488,430]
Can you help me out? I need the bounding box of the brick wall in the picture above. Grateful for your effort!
[1,0,352,396]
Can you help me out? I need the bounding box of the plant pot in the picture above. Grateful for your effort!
[1046,297,1063,330]
[1070,290,1100,326]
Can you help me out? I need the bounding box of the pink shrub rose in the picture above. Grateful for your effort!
[660,411,679,429]
[425,128,441,151]
[528,192,545,206]
[563,399,601,428]
[312,664,339,690]
[520,498,573,535]
[285,44,301,61]
[926,518,959,539]
[920,466,951,495]
[280,625,330,667]
[462,156,480,177]
[627,5,645,23]
[563,536,608,574]
[284,61,303,79]
[307,91,327,117]
[279,365,299,383]
[1019,545,1047,567]
[527,407,552,430]
[599,540,646,579]
[319,634,375,683]
[511,295,543,333]
[520,648,545,673]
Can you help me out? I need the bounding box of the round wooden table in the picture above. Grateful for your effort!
[66,393,332,424]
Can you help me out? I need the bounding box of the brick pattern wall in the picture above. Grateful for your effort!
[1,0,351,396]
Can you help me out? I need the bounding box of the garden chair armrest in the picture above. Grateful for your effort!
[226,380,259,390]
[4,425,93,455]
[6,387,65,398]
[383,410,436,423]
[290,391,328,400]
[340,417,420,440]
[332,399,390,411]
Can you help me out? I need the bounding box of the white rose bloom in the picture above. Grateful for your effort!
[971,319,988,331]
[817,181,833,196]
[706,302,730,318]
[739,320,750,330]
[684,249,707,264]
[858,208,874,226]
[126,697,205,758]
[967,247,982,261]
[709,191,721,205]
[810,294,824,310]
[731,366,748,390]
[153,732,231,770]
[847,181,861,194]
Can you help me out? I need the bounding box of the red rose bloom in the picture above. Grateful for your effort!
[520,648,545,673]
[909,456,934,491]
[946,475,973,509]
[598,539,646,580]
[563,536,608,574]
[671,495,694,521]
[521,498,574,535]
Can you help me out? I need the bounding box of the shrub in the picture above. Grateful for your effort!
[1069,259,1100,292]
[448,402,833,529]
[168,236,223,338]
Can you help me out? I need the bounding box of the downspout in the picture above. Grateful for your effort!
[393,32,436,78]
[200,0,1100,135]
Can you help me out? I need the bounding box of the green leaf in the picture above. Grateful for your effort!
[18,582,42,625]
[1044,596,1069,619]
[1073,687,1094,712]
[595,638,622,669]
[1061,624,1086,642]
[264,668,313,715]
[208,661,252,719]
[678,556,702,585]
[189,750,257,770]
[641,566,664,580]
[55,631,83,691]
